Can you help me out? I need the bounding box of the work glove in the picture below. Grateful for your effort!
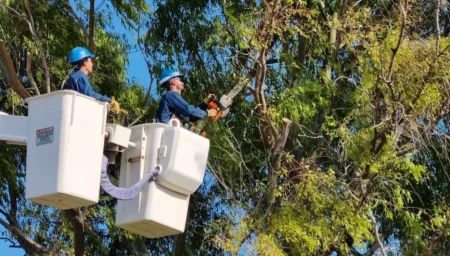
[110,96,121,114]
[206,108,218,117]
[203,94,216,104]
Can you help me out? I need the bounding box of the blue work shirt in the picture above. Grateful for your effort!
[65,70,111,103]
[156,91,208,124]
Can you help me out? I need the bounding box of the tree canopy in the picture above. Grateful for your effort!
[2,0,450,255]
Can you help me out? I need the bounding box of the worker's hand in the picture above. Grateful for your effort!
[206,108,218,117]
[203,94,216,104]
[110,96,121,114]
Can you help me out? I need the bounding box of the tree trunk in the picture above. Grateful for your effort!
[172,202,193,256]
[173,233,187,256]
[64,209,86,256]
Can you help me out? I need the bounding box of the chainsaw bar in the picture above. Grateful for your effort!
[219,79,249,113]
[191,78,249,135]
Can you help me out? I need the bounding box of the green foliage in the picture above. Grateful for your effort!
[2,0,450,255]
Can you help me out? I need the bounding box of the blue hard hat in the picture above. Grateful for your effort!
[68,47,95,65]
[159,69,184,86]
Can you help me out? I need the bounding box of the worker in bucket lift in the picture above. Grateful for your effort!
[64,46,120,113]
[155,69,218,125]
[63,48,158,199]
[65,47,119,165]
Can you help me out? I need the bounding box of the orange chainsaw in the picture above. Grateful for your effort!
[190,79,249,135]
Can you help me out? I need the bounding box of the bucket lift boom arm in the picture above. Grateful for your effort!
[0,111,155,201]
[0,111,27,146]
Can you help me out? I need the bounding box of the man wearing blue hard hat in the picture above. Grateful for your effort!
[155,69,217,124]
[64,47,120,112]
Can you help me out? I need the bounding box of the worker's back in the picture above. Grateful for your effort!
[64,70,85,92]
[155,91,175,123]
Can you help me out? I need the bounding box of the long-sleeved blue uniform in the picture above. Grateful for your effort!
[156,91,207,124]
[65,70,111,103]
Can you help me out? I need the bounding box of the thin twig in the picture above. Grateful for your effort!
[0,236,21,248]
[65,0,88,36]
[368,210,387,256]
[0,2,23,17]
[0,218,51,254]
[436,0,441,57]
[385,0,408,83]
[24,0,51,93]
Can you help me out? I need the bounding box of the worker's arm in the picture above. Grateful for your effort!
[165,92,208,119]
[77,76,112,103]
[188,103,208,122]
[197,102,208,110]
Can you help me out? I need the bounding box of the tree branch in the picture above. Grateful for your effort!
[26,52,40,95]
[0,236,21,248]
[435,0,441,58]
[384,0,408,85]
[65,0,88,36]
[267,118,292,213]
[7,183,17,224]
[88,0,95,53]
[23,0,51,93]
[0,218,53,255]
[0,40,31,99]
[368,210,387,256]
[266,58,279,65]
[63,209,86,256]
[0,2,23,17]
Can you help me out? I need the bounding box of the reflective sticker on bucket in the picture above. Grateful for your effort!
[36,126,54,146]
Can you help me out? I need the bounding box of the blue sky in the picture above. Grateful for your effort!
[0,226,24,255]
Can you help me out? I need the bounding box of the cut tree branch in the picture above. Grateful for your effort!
[267,118,292,213]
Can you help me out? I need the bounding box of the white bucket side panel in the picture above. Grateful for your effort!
[157,127,210,195]
[25,91,107,209]
[116,182,190,238]
[116,126,147,223]
[116,123,167,224]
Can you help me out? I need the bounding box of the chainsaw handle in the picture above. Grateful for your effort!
[211,111,222,121]
[206,101,222,121]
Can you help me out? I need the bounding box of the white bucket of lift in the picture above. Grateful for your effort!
[24,90,108,210]
[115,122,210,238]
[156,125,210,195]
